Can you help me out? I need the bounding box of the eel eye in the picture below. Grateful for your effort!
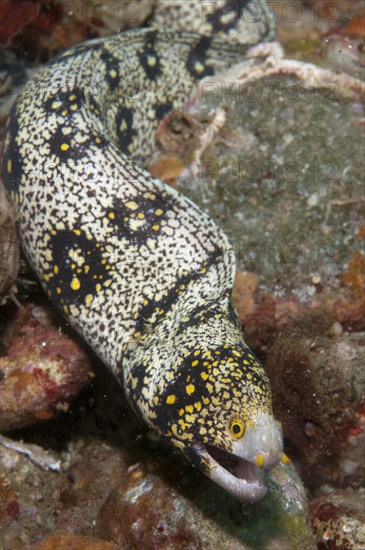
[229,418,245,439]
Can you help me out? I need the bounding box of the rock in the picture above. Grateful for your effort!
[97,459,315,550]
[0,474,19,527]
[264,313,364,467]
[2,0,155,62]
[0,304,93,431]
[310,489,365,549]
[232,270,259,321]
[34,532,119,550]
[0,438,129,549]
[54,439,130,534]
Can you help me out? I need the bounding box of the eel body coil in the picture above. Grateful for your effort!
[3,0,283,501]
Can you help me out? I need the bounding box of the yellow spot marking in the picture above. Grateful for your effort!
[152,225,159,231]
[155,209,163,216]
[95,283,102,292]
[137,213,144,219]
[194,402,201,411]
[200,427,207,435]
[85,294,93,306]
[126,201,138,210]
[200,268,206,274]
[61,143,69,151]
[178,420,189,430]
[62,110,68,116]
[84,265,90,274]
[56,288,61,295]
[52,101,62,109]
[53,266,59,274]
[256,454,265,467]
[147,55,157,66]
[69,94,76,101]
[71,277,80,291]
[179,408,184,416]
[186,405,193,414]
[95,137,101,144]
[70,104,78,111]
[191,360,199,367]
[281,453,291,464]
[186,384,195,395]
[73,229,81,235]
[7,159,12,173]
[194,61,205,73]
[200,372,208,381]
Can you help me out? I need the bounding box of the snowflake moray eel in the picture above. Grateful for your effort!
[3,0,284,502]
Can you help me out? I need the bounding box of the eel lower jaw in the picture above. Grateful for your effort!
[192,442,268,503]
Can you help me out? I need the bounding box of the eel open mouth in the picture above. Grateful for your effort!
[206,443,261,483]
[192,442,267,503]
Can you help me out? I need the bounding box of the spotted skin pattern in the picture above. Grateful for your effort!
[3,1,284,501]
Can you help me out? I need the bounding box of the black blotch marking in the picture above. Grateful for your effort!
[3,103,23,195]
[107,190,177,245]
[49,126,107,161]
[186,36,214,79]
[205,0,248,33]
[137,30,161,80]
[135,247,223,333]
[115,105,137,152]
[45,228,110,306]
[44,89,86,116]
[100,50,121,91]
[155,101,173,122]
